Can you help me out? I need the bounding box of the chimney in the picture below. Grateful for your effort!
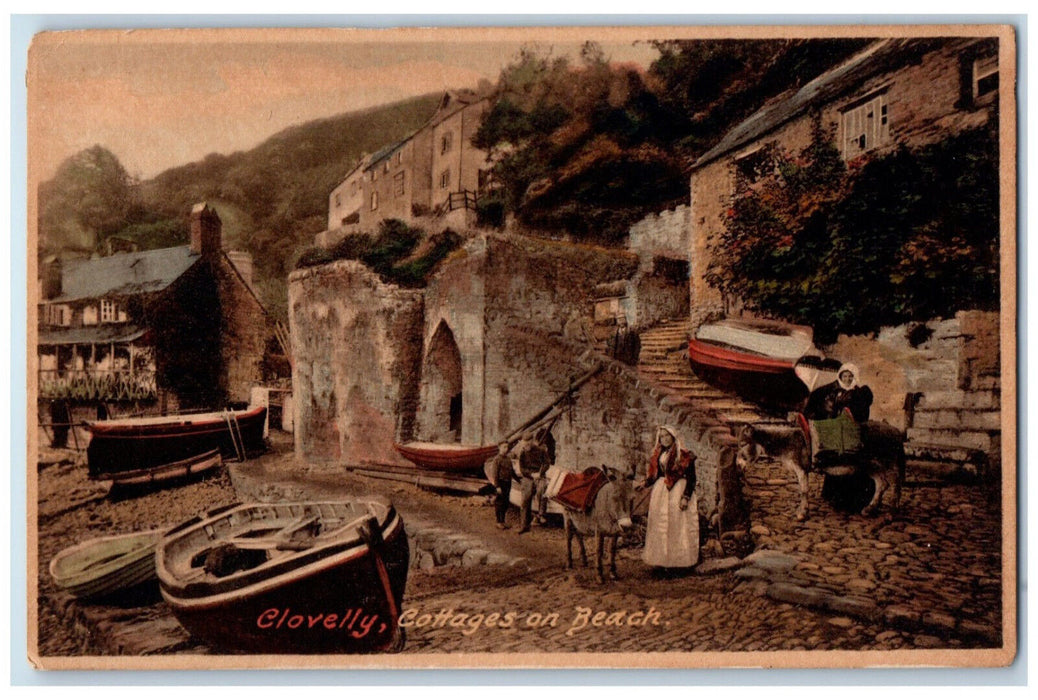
[42,259,62,300]
[226,250,254,289]
[190,202,222,257]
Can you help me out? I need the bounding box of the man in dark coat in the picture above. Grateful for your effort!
[517,431,550,533]
[488,442,515,529]
[608,314,641,366]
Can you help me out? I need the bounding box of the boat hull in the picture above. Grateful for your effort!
[157,500,409,654]
[49,529,164,600]
[86,407,266,479]
[393,442,498,473]
[688,338,811,410]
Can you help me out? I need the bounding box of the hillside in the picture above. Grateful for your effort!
[38,92,444,321]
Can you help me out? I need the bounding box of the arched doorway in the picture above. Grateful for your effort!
[419,321,463,443]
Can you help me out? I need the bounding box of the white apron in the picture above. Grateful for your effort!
[642,477,699,568]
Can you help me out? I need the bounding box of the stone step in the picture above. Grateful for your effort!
[910,408,1002,432]
[914,389,1001,411]
[906,428,999,454]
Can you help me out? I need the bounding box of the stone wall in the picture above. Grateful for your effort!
[826,310,1002,463]
[288,259,424,465]
[216,254,274,404]
[419,239,488,444]
[624,206,691,329]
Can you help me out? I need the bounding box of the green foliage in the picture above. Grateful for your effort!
[295,247,336,269]
[476,40,867,245]
[389,229,464,288]
[293,220,462,288]
[712,126,1000,343]
[38,145,136,256]
[104,218,189,251]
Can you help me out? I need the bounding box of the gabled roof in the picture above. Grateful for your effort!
[692,38,943,170]
[49,245,200,303]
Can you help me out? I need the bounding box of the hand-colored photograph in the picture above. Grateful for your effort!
[25,23,1016,670]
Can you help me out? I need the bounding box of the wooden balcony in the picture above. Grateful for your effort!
[38,369,157,401]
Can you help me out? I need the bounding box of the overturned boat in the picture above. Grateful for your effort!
[393,442,499,474]
[85,406,266,481]
[156,499,409,654]
[688,318,840,409]
[49,528,165,600]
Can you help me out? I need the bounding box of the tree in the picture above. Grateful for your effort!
[38,145,135,256]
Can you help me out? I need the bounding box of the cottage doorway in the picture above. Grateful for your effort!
[420,321,463,443]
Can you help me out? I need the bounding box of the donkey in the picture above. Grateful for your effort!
[562,466,634,583]
[737,419,905,522]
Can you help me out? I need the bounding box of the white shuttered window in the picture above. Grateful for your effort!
[841,93,889,160]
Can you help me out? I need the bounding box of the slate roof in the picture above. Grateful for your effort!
[38,325,147,346]
[692,38,942,170]
[49,246,200,303]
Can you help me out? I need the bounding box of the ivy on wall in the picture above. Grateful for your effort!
[707,123,1000,344]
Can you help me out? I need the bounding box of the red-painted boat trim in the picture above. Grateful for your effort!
[688,338,795,374]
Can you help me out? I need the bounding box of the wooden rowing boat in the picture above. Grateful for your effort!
[86,406,266,480]
[49,528,165,600]
[157,499,409,654]
[393,442,499,473]
[688,318,838,409]
[106,449,223,486]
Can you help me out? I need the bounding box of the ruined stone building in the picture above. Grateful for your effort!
[290,232,747,544]
[317,90,491,246]
[37,203,282,430]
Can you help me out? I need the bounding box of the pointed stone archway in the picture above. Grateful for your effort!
[419,320,464,443]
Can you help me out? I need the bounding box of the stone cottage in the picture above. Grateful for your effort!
[37,202,283,432]
[689,36,1001,325]
[687,36,1006,468]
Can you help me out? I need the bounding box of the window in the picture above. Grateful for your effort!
[973,54,998,101]
[334,193,342,208]
[394,171,406,197]
[82,305,98,326]
[44,304,70,326]
[100,299,118,323]
[440,169,451,189]
[440,132,453,154]
[395,152,402,165]
[734,144,775,189]
[372,168,378,182]
[841,93,889,161]
[370,192,379,210]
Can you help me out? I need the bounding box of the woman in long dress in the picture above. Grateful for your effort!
[642,425,699,569]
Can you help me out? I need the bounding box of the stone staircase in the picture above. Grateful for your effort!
[637,319,779,429]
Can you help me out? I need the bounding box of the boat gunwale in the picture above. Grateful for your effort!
[688,337,800,373]
[157,501,398,598]
[158,512,404,610]
[86,405,266,434]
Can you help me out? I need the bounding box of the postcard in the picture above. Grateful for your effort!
[26,23,1017,670]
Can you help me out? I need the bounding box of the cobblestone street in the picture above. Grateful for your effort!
[34,428,1008,662]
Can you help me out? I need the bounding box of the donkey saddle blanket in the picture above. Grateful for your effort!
[546,467,608,513]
